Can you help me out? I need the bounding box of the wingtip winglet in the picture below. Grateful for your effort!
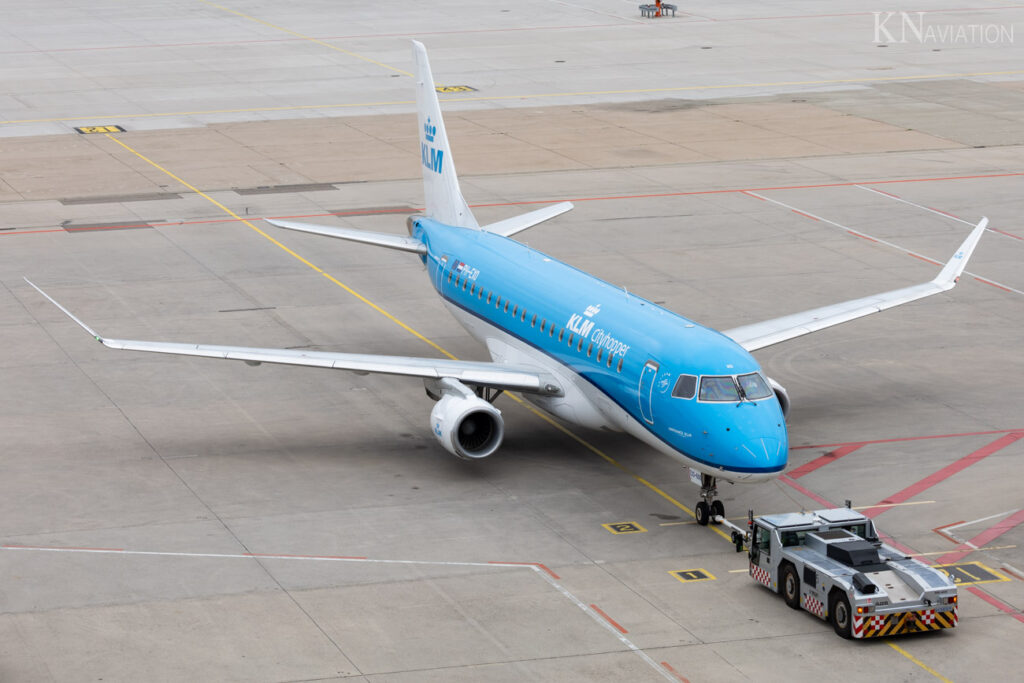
[23,276,104,342]
[933,216,988,288]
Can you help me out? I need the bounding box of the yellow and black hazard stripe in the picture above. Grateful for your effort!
[855,608,957,638]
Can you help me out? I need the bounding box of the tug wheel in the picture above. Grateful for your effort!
[830,593,853,639]
[782,564,801,610]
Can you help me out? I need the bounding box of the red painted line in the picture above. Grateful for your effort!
[788,444,865,479]
[928,207,959,218]
[973,276,1015,293]
[741,190,766,201]
[589,603,628,634]
[660,661,692,683]
[792,209,819,221]
[244,552,368,560]
[936,508,1024,565]
[791,427,1024,451]
[5,172,1024,239]
[933,520,966,544]
[868,187,900,198]
[3,544,125,552]
[1002,566,1024,581]
[863,433,1024,518]
[966,586,1024,624]
[990,227,1024,241]
[778,475,837,509]
[876,531,920,558]
[489,561,560,579]
[907,252,942,265]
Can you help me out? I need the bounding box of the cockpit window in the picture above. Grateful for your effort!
[737,373,772,400]
[672,374,697,399]
[699,376,740,402]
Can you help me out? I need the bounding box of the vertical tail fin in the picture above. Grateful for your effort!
[412,41,479,229]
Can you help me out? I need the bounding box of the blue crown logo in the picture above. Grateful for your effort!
[424,118,436,143]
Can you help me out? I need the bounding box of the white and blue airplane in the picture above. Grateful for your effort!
[28,42,988,525]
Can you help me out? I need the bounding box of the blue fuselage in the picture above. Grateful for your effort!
[411,218,788,480]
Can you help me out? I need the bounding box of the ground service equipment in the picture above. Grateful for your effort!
[747,505,958,638]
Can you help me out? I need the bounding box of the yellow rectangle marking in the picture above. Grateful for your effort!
[670,569,716,582]
[935,561,1008,585]
[603,522,646,534]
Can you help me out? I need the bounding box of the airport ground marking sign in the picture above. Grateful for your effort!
[436,85,476,93]
[603,522,646,534]
[670,569,716,582]
[75,125,125,134]
[934,561,1008,585]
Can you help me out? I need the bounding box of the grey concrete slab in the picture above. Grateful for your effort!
[1,2,1023,682]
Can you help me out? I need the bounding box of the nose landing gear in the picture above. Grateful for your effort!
[694,474,724,526]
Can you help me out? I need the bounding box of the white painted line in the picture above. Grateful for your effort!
[746,191,1024,297]
[530,567,677,681]
[856,185,977,227]
[939,509,1021,546]
[857,185,1024,244]
[1,544,677,682]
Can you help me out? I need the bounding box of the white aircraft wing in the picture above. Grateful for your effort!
[724,218,988,352]
[25,279,562,396]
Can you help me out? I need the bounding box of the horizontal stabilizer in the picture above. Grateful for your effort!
[266,218,426,254]
[482,202,574,238]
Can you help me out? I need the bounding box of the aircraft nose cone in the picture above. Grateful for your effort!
[743,435,787,471]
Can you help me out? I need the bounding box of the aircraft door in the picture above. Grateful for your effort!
[638,360,658,424]
[750,522,772,576]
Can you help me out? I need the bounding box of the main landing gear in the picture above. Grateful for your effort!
[694,474,724,526]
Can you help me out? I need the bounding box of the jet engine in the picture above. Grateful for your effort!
[429,378,505,460]
[767,377,790,417]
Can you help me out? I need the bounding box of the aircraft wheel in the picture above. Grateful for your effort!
[710,500,725,523]
[695,501,710,526]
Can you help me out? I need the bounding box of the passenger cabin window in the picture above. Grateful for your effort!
[531,314,537,328]
[521,310,526,322]
[540,320,547,332]
[616,358,623,373]
[597,348,603,363]
[558,329,565,342]
[496,297,502,308]
[567,332,574,346]
[487,292,493,304]
[463,279,468,291]
[737,373,773,400]
[672,374,697,399]
[607,353,613,368]
[699,376,740,402]
[470,284,476,296]
[513,305,518,316]
[447,271,453,283]
[577,338,583,352]
[586,342,593,357]
[504,300,510,313]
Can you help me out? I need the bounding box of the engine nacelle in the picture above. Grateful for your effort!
[429,378,504,460]
[767,377,790,417]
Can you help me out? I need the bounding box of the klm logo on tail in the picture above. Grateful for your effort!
[422,118,444,174]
